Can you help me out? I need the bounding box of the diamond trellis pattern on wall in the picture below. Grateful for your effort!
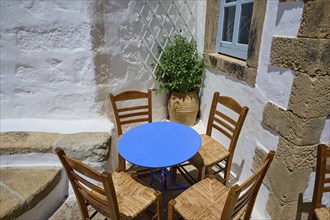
[134,0,197,76]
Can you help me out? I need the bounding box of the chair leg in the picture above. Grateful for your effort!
[171,166,177,181]
[118,155,126,171]
[155,191,164,220]
[76,194,90,219]
[198,166,206,181]
[168,199,177,220]
[224,163,230,186]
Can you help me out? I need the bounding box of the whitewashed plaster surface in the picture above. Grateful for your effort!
[0,1,98,119]
[0,0,167,132]
[197,1,304,219]
[103,0,168,123]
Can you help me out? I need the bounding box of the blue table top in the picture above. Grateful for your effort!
[118,122,201,168]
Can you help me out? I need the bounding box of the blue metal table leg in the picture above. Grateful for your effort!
[148,167,191,192]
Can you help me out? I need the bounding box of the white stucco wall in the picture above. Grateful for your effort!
[0,1,99,119]
[0,1,116,134]
[102,0,168,123]
[197,0,304,218]
[0,0,170,133]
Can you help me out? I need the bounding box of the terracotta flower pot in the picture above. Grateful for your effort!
[167,91,199,126]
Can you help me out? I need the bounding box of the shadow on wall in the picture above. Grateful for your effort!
[276,1,304,26]
[296,193,312,219]
[230,160,245,186]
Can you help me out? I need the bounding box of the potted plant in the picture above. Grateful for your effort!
[154,35,205,126]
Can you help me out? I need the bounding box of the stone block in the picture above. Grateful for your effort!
[252,146,267,172]
[262,102,325,145]
[289,73,330,118]
[252,146,272,188]
[298,0,330,39]
[267,192,308,220]
[205,53,257,86]
[0,132,58,155]
[52,132,111,162]
[245,0,267,69]
[0,168,61,219]
[271,37,329,76]
[267,158,311,203]
[203,0,220,53]
[276,137,317,171]
[0,186,26,220]
[0,131,111,163]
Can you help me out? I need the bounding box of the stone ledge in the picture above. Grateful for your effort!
[0,167,61,220]
[0,131,111,163]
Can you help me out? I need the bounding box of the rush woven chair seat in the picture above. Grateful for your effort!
[110,89,153,176]
[56,148,163,220]
[315,208,330,220]
[308,144,330,220]
[177,91,248,186]
[168,150,275,220]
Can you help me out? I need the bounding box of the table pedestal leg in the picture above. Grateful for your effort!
[149,167,190,192]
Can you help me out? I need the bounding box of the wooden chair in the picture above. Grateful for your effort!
[109,89,152,173]
[309,144,330,220]
[178,91,249,186]
[168,150,275,220]
[56,148,163,220]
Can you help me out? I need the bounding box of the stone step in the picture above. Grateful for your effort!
[0,167,62,219]
[0,131,111,163]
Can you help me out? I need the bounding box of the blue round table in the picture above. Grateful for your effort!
[118,121,201,191]
[118,121,201,168]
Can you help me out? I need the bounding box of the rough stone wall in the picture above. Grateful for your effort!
[263,0,330,219]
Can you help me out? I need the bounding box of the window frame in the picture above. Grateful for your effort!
[217,0,254,60]
[203,0,268,86]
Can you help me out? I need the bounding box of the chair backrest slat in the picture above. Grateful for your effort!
[220,150,275,220]
[234,179,260,214]
[78,187,109,208]
[56,148,120,220]
[64,156,102,181]
[213,116,235,134]
[206,92,249,155]
[109,89,152,136]
[109,90,152,172]
[118,111,149,119]
[218,96,243,114]
[113,91,149,100]
[72,172,105,196]
[212,123,232,139]
[215,110,237,127]
[118,105,149,113]
[205,92,249,186]
[120,118,151,125]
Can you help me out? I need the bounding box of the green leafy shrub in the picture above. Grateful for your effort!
[154,36,205,94]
